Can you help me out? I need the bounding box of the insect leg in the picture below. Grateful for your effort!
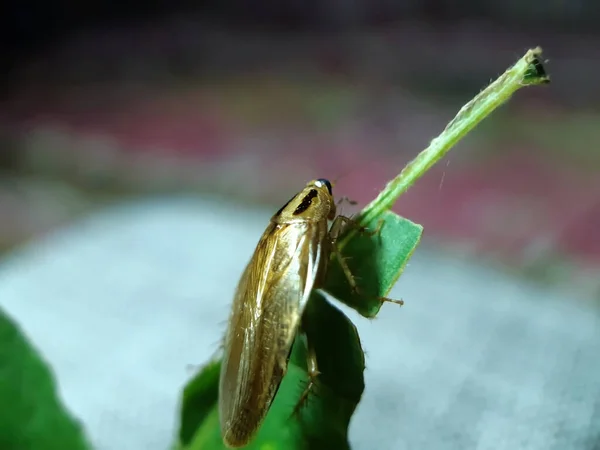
[329,214,385,240]
[291,332,321,418]
[330,216,404,306]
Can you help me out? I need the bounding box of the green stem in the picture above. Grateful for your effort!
[340,47,549,247]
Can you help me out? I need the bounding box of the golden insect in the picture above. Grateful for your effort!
[218,178,401,448]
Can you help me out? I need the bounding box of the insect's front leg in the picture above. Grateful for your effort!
[291,331,320,418]
[329,214,384,240]
[330,215,404,306]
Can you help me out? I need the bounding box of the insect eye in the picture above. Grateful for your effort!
[316,178,332,194]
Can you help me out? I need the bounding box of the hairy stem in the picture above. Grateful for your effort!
[340,47,549,248]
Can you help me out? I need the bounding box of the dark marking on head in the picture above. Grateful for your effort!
[274,196,294,216]
[317,178,332,195]
[293,189,318,215]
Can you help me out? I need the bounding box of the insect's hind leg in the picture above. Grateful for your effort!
[291,332,321,418]
[330,215,404,306]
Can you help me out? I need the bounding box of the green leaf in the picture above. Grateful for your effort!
[179,359,221,446]
[325,210,423,318]
[176,211,422,450]
[0,308,91,450]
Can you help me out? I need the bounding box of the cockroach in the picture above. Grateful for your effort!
[218,178,401,448]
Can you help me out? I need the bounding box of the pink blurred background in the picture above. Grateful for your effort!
[1,11,599,296]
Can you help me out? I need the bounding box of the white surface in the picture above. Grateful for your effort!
[1,196,599,450]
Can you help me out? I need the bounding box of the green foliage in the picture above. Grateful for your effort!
[326,211,423,317]
[0,309,91,450]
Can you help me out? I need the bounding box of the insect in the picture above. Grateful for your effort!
[218,178,401,448]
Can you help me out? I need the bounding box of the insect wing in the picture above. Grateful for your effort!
[219,221,323,447]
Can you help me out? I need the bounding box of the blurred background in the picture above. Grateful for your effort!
[1,0,600,292]
[1,1,600,450]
